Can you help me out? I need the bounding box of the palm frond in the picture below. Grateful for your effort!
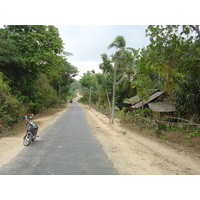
[108,35,126,50]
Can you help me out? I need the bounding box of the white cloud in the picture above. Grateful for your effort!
[58,25,150,59]
[69,60,102,80]
[57,25,150,80]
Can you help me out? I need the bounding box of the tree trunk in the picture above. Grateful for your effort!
[57,84,61,108]
[111,64,117,123]
[106,90,112,123]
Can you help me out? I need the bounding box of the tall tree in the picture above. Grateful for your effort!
[108,36,136,109]
[117,50,137,97]
[0,37,24,79]
[49,58,78,106]
[1,25,66,97]
[144,25,200,119]
[108,35,128,68]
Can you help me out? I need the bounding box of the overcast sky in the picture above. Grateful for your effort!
[57,25,150,79]
[1,0,197,81]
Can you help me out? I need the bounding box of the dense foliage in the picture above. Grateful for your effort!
[0,25,78,127]
[79,25,200,122]
[0,72,23,127]
[1,25,200,127]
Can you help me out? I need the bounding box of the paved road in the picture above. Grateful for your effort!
[0,99,118,175]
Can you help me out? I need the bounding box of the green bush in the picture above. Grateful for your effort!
[133,108,151,117]
[155,123,167,138]
[28,101,40,114]
[27,74,58,113]
[0,72,24,127]
[187,129,200,140]
[36,74,57,108]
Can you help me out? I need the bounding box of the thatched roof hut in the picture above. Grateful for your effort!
[123,96,140,105]
[148,102,176,113]
[123,90,176,116]
[131,91,165,109]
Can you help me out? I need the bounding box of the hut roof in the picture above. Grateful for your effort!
[145,91,165,103]
[148,102,176,112]
[123,96,140,105]
[131,91,165,109]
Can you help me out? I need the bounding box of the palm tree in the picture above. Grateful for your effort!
[108,36,136,122]
[117,50,136,97]
[108,36,136,96]
[108,35,126,51]
[108,35,127,66]
[108,36,127,123]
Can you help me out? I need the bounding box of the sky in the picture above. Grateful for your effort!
[57,25,150,79]
[1,0,197,81]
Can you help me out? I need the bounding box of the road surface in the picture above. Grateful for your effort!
[0,99,117,175]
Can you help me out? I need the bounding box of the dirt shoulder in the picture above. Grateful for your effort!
[81,104,200,175]
[1,102,200,175]
[0,105,68,168]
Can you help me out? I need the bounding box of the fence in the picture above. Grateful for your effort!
[122,114,200,130]
[89,105,200,131]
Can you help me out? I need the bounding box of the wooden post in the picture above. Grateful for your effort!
[89,86,92,108]
[105,90,112,124]
[57,84,61,108]
[111,63,117,123]
[0,119,2,134]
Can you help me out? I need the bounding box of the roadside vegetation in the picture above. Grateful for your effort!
[1,25,200,143]
[79,25,200,141]
[0,25,78,130]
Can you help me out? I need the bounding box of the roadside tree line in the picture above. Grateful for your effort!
[79,25,200,123]
[0,25,78,128]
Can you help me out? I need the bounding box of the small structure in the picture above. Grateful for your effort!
[148,102,176,118]
[148,102,176,113]
[124,90,176,118]
[123,96,140,111]
[131,91,166,110]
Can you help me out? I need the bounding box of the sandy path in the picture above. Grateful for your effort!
[81,104,200,175]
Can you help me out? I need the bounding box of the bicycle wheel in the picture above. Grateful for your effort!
[23,133,32,146]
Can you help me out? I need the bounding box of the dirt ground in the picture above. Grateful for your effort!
[81,104,200,175]
[1,103,200,175]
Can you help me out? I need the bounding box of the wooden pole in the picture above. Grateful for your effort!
[89,86,92,108]
[111,63,116,123]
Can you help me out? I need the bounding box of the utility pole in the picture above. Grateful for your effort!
[111,62,117,123]
[89,86,92,108]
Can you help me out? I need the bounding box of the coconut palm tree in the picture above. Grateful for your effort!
[108,36,136,97]
[108,36,127,122]
[108,36,126,51]
[108,36,137,122]
[108,35,127,67]
[117,50,136,96]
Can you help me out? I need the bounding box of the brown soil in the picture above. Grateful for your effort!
[81,104,200,175]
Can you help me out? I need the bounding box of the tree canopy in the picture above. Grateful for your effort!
[1,25,200,127]
[0,25,78,127]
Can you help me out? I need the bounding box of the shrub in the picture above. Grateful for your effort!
[28,101,40,114]
[0,72,24,127]
[155,123,167,138]
[36,74,57,109]
[187,129,200,140]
